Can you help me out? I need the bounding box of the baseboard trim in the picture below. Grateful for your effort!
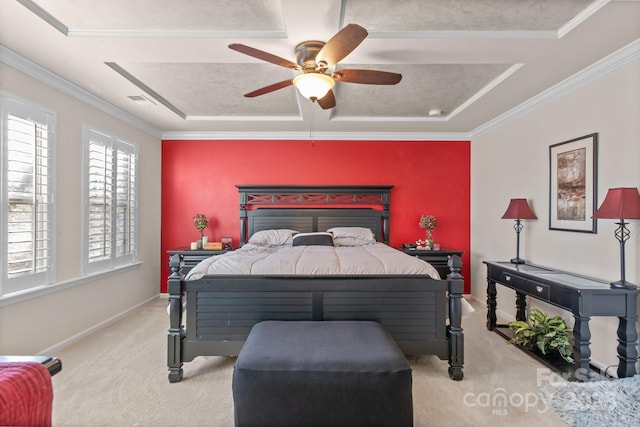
[37,294,162,355]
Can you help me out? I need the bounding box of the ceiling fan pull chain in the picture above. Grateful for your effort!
[310,103,315,147]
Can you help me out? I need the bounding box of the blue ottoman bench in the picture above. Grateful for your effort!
[232,320,413,427]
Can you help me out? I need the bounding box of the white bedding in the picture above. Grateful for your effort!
[186,242,442,280]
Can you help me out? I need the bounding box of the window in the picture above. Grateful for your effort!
[1,95,56,296]
[83,127,138,274]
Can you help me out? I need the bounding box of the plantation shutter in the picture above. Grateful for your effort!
[87,135,113,266]
[2,96,55,294]
[84,128,137,273]
[114,141,137,265]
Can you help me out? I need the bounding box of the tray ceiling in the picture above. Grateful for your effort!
[1,0,639,139]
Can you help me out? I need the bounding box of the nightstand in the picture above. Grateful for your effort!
[402,248,464,279]
[167,248,231,276]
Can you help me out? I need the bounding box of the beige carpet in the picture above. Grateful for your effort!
[50,297,569,426]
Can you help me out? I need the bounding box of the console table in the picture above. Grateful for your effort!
[484,261,638,379]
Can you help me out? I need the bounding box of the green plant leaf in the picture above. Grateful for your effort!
[507,309,573,361]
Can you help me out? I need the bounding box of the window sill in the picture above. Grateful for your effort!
[0,262,143,307]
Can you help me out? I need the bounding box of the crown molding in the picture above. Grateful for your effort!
[16,0,286,39]
[0,45,163,139]
[16,0,68,35]
[161,131,470,141]
[368,30,559,40]
[471,38,640,138]
[67,29,287,38]
[557,0,610,39]
[447,63,523,120]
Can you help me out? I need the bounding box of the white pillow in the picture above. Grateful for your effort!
[326,227,376,246]
[333,236,376,246]
[248,229,298,246]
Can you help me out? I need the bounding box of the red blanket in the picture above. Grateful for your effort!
[0,362,53,427]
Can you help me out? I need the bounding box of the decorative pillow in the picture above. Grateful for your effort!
[326,227,376,246]
[248,229,298,246]
[292,232,334,247]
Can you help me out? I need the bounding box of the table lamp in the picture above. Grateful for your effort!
[592,187,640,289]
[502,198,537,264]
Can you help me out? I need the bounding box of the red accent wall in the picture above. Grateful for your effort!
[161,139,470,292]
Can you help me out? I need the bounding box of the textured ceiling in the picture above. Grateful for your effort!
[1,0,639,139]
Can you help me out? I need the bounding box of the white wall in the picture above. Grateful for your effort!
[470,55,640,373]
[0,63,162,354]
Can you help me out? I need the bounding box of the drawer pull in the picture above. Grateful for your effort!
[536,286,543,293]
[505,275,511,281]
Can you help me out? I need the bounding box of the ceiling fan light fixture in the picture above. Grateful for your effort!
[293,73,335,101]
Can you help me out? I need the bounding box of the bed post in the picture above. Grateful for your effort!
[446,254,464,380]
[167,254,184,383]
[239,190,248,245]
[382,190,391,245]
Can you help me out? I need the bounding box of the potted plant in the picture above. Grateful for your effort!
[418,215,437,249]
[193,213,208,245]
[508,308,574,363]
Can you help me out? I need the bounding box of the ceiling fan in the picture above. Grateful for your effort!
[228,23,402,109]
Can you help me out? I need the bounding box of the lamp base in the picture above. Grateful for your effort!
[610,280,637,290]
[510,257,526,264]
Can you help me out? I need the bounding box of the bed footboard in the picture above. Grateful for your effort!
[167,254,465,382]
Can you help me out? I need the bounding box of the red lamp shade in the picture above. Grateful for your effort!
[501,198,537,220]
[592,188,640,220]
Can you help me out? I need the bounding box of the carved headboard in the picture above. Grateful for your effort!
[236,185,393,244]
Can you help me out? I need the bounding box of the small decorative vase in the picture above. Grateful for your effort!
[426,230,434,249]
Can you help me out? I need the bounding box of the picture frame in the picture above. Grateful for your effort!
[221,236,233,250]
[549,133,598,233]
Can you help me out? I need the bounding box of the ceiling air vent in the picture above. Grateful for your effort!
[127,95,156,106]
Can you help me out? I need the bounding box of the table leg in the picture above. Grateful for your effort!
[515,291,527,322]
[616,295,638,378]
[486,279,497,330]
[572,315,591,378]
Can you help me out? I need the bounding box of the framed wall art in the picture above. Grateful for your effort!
[549,133,598,233]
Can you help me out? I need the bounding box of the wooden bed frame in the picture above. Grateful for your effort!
[167,185,464,382]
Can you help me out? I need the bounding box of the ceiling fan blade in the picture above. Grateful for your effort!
[244,79,293,97]
[229,43,300,70]
[333,69,402,85]
[316,23,368,67]
[317,90,336,109]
